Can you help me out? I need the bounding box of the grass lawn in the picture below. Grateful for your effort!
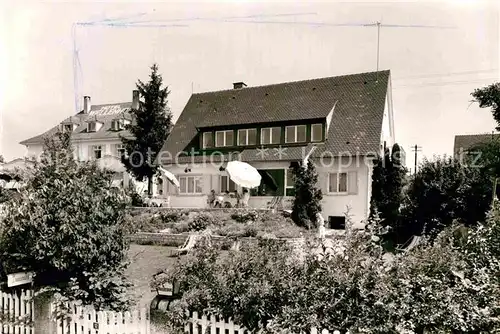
[126,244,180,308]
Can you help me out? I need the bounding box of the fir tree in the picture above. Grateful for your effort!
[370,144,407,235]
[121,64,172,195]
[291,160,323,229]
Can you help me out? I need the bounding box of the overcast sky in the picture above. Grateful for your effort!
[1,0,499,170]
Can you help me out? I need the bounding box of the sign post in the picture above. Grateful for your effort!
[7,272,34,288]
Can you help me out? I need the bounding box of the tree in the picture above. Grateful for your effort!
[121,64,172,195]
[370,144,407,241]
[291,161,323,229]
[398,156,492,242]
[0,155,4,163]
[0,132,131,311]
[471,82,500,130]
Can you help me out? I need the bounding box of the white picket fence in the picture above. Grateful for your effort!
[185,311,344,334]
[55,303,150,334]
[0,288,35,334]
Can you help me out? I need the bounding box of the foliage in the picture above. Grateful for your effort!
[121,64,173,194]
[231,210,258,223]
[471,82,500,131]
[0,155,4,163]
[291,161,323,229]
[188,212,220,232]
[0,133,131,311]
[370,144,407,235]
[157,210,500,333]
[398,156,492,243]
[126,209,308,239]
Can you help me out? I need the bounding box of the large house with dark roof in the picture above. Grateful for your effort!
[157,70,395,224]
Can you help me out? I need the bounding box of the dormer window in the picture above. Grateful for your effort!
[87,122,97,132]
[112,120,124,131]
[63,124,73,133]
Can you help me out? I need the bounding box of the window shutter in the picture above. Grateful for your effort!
[347,171,358,194]
[88,146,93,160]
[111,144,117,157]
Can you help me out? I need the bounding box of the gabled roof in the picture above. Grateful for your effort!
[159,70,390,163]
[20,102,134,145]
[453,133,500,155]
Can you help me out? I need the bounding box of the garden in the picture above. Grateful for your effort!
[125,208,311,239]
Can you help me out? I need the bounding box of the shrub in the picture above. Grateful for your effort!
[231,210,258,223]
[160,211,183,223]
[291,161,323,229]
[187,212,219,231]
[242,225,258,238]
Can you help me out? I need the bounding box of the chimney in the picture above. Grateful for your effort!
[83,96,91,114]
[233,82,247,89]
[132,90,140,110]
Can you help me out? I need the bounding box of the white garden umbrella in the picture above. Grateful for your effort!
[225,161,261,188]
[158,167,180,189]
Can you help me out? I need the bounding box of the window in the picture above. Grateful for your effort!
[92,145,102,159]
[261,127,281,145]
[87,122,97,132]
[328,216,346,229]
[215,130,234,147]
[311,124,323,142]
[178,176,203,194]
[156,178,163,195]
[220,175,237,193]
[285,125,306,143]
[203,132,214,149]
[285,168,295,196]
[112,120,124,131]
[328,172,357,194]
[250,169,285,196]
[237,129,257,146]
[63,124,73,133]
[116,144,126,157]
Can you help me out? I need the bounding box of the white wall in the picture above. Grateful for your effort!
[160,156,372,223]
[24,140,123,161]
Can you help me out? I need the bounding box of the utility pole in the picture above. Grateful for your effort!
[411,145,422,174]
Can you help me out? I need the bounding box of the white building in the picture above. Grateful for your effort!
[20,92,140,189]
[156,70,395,225]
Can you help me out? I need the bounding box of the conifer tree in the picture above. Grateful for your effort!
[291,161,323,229]
[121,64,172,195]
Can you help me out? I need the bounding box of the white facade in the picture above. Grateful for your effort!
[158,156,372,223]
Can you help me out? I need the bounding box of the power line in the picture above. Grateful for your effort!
[393,78,498,89]
[392,69,498,81]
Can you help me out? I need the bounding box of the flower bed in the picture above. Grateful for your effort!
[124,208,309,240]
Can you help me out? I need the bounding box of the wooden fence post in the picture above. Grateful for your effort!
[33,292,56,334]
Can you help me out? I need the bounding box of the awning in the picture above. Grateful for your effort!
[158,167,180,188]
[225,161,261,189]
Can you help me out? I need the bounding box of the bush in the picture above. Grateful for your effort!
[291,161,323,229]
[398,157,492,243]
[158,212,500,333]
[231,210,258,223]
[187,212,220,231]
[242,225,258,238]
[160,211,183,223]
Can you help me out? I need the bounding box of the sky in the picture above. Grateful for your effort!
[1,0,499,171]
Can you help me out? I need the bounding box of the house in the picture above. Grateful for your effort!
[19,91,141,189]
[453,133,500,160]
[156,70,395,225]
